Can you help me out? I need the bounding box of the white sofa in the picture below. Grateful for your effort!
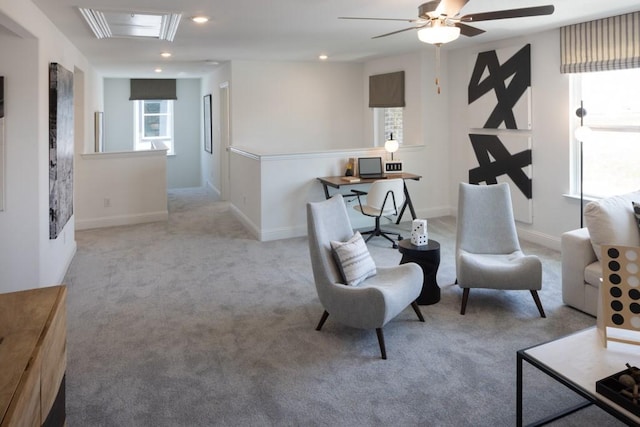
[561,190,640,316]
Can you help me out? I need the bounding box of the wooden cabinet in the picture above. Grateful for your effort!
[0,286,66,427]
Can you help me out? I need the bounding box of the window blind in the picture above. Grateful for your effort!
[369,71,405,108]
[129,79,177,100]
[560,11,640,73]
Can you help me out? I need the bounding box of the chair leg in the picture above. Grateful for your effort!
[460,288,470,315]
[316,310,329,331]
[530,290,546,318]
[411,301,425,322]
[376,328,387,360]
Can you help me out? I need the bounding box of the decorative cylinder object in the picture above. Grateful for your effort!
[411,219,429,246]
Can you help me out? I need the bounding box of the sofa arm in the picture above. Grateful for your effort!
[561,228,597,310]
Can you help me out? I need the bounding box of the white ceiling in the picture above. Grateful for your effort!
[29,0,640,78]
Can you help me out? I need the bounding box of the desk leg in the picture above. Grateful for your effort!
[321,183,331,200]
[396,181,417,224]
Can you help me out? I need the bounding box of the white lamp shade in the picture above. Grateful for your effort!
[417,25,460,45]
[385,139,399,153]
[575,125,593,142]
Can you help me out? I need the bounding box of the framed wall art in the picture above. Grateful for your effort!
[0,76,5,212]
[49,63,74,239]
[203,94,212,154]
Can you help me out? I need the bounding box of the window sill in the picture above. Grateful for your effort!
[562,193,599,203]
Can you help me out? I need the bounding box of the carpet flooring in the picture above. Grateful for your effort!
[63,187,625,426]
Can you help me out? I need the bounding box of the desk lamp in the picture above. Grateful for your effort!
[385,133,399,160]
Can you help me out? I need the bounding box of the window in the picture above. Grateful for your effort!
[374,107,403,147]
[133,100,174,155]
[573,69,640,198]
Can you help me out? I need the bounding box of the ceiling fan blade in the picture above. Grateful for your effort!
[372,26,422,39]
[338,16,416,23]
[460,5,554,22]
[439,0,470,17]
[456,22,485,37]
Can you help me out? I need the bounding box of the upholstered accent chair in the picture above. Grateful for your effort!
[352,178,405,248]
[307,194,424,359]
[455,182,545,317]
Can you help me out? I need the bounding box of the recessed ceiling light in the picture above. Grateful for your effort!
[319,54,328,60]
[154,68,163,73]
[161,52,172,58]
[191,16,209,24]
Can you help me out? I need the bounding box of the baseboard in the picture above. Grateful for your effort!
[516,227,560,251]
[75,211,168,231]
[229,204,260,240]
[206,181,221,198]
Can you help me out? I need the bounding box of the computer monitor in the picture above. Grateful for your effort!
[358,157,385,179]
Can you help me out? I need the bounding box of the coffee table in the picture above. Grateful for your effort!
[398,239,440,305]
[517,327,640,426]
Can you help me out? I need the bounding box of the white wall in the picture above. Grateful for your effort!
[447,29,578,249]
[170,79,201,189]
[230,60,365,153]
[102,78,202,189]
[103,78,133,152]
[0,0,99,292]
[201,62,231,197]
[75,150,168,230]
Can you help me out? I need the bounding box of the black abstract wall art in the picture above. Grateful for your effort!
[49,63,74,239]
[467,44,533,223]
[468,44,531,130]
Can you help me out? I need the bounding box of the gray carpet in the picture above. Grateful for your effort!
[63,187,623,426]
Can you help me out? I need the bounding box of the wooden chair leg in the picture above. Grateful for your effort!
[460,288,470,315]
[316,310,329,331]
[411,301,425,322]
[530,290,546,318]
[376,328,387,360]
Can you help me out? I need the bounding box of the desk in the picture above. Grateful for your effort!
[317,173,421,223]
[517,327,640,426]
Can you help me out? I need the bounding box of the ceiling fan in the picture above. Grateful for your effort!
[340,1,554,93]
[340,0,554,45]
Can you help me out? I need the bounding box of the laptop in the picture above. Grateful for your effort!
[358,157,387,179]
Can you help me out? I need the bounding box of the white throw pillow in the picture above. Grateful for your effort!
[330,231,377,286]
[584,191,640,261]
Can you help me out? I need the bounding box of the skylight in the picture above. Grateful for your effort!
[78,8,181,41]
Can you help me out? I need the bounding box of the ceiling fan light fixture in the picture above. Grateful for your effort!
[417,24,460,45]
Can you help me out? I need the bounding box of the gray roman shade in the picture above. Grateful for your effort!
[560,11,640,73]
[369,71,405,108]
[129,79,177,100]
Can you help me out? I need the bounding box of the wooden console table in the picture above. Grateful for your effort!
[0,285,67,427]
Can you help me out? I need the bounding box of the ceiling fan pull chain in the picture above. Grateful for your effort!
[435,45,441,95]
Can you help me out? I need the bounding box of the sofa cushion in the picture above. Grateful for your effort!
[584,191,640,261]
[584,261,602,287]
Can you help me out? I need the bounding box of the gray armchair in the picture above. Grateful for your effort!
[456,182,545,317]
[307,194,424,359]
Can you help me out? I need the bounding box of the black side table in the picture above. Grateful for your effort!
[398,239,441,305]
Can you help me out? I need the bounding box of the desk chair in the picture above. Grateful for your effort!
[352,178,405,248]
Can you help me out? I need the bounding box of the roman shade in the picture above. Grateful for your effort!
[369,71,405,108]
[129,79,177,100]
[560,11,640,73]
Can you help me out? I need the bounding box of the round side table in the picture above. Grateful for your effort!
[398,239,441,305]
